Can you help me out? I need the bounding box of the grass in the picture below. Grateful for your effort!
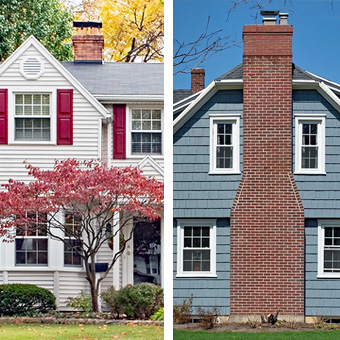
[0,323,163,340]
[173,330,340,340]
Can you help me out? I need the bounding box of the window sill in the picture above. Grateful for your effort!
[9,141,56,146]
[123,155,164,159]
[317,273,340,279]
[209,170,241,175]
[294,171,326,175]
[176,273,217,278]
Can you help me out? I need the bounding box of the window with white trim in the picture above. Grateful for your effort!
[295,115,325,174]
[64,213,82,267]
[15,212,48,266]
[131,109,162,155]
[177,220,216,277]
[14,93,51,141]
[318,222,340,277]
[210,115,240,174]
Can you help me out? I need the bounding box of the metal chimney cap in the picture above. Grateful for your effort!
[73,21,102,28]
[260,10,279,16]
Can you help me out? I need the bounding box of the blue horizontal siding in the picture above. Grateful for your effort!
[305,219,340,316]
[173,218,230,315]
[173,90,243,218]
[293,90,340,218]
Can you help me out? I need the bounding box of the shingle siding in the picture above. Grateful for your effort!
[173,218,230,315]
[293,90,340,218]
[173,90,243,218]
[305,219,340,316]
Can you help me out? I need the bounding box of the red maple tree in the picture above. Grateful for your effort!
[0,159,164,312]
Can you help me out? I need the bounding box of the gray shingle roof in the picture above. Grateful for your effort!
[61,62,163,96]
[173,89,193,104]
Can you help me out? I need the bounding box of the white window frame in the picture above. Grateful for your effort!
[126,106,163,158]
[176,219,217,278]
[15,212,48,267]
[64,212,83,268]
[294,114,326,174]
[8,87,56,145]
[318,220,340,278]
[209,114,240,174]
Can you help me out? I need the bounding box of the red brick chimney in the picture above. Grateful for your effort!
[191,68,205,93]
[230,12,305,319]
[72,21,104,63]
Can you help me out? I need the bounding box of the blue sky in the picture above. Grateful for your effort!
[173,0,340,89]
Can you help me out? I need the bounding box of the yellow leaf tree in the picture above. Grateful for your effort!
[73,0,164,62]
[101,0,163,62]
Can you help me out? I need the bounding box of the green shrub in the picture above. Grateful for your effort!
[151,308,164,321]
[0,283,56,316]
[101,283,163,319]
[66,290,93,313]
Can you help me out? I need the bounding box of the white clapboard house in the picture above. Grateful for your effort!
[0,22,164,310]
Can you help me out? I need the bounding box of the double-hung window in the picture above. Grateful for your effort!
[210,115,240,174]
[131,109,162,155]
[14,93,51,141]
[64,213,82,267]
[15,212,48,266]
[318,221,340,277]
[177,219,216,277]
[295,115,325,174]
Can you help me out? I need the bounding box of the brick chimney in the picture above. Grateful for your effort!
[191,68,205,93]
[230,12,305,319]
[72,21,104,63]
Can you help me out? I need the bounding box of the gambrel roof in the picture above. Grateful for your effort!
[173,63,340,133]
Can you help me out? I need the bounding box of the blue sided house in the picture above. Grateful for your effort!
[173,12,340,321]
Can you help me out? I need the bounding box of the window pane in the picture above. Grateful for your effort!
[16,94,23,104]
[152,110,161,120]
[142,110,151,119]
[302,147,318,169]
[16,252,25,264]
[132,110,141,119]
[184,227,192,237]
[132,120,141,130]
[142,121,151,130]
[152,121,161,130]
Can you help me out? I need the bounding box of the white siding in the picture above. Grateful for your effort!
[58,271,89,309]
[0,45,103,185]
[7,271,54,291]
[96,242,114,293]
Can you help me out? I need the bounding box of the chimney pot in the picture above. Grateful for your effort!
[279,13,289,25]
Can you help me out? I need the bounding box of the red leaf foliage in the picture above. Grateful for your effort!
[0,159,164,239]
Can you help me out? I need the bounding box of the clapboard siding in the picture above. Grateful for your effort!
[7,271,54,291]
[96,242,114,293]
[305,219,340,316]
[174,90,243,218]
[0,45,103,185]
[58,271,90,309]
[293,90,340,218]
[173,218,230,315]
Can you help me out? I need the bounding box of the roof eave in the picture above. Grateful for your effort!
[95,94,163,104]
[173,80,243,134]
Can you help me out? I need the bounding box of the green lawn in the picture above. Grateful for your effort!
[174,330,340,340]
[0,323,163,340]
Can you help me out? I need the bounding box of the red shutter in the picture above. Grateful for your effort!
[57,89,73,145]
[113,104,126,159]
[0,89,8,145]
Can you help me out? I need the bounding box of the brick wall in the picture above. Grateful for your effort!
[230,24,305,315]
[191,68,205,93]
[72,35,104,62]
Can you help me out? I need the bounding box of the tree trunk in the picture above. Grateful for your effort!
[89,278,99,312]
